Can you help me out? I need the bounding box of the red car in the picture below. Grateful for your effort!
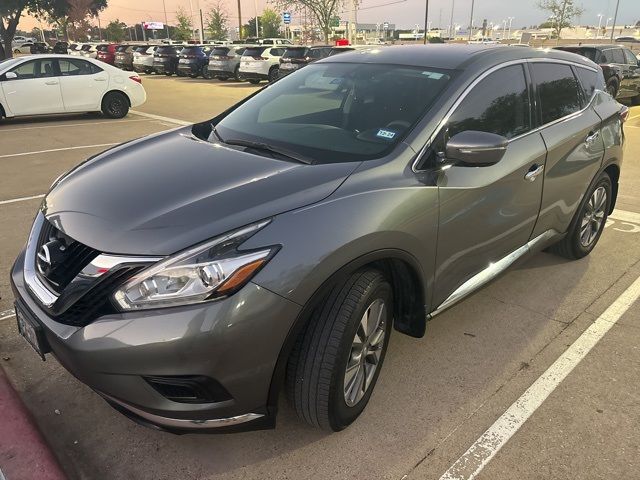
[96,44,119,64]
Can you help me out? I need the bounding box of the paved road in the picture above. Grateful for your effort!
[0,76,639,480]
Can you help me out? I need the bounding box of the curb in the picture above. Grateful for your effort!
[0,367,66,480]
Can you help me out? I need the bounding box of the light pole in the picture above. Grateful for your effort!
[423,0,429,45]
[609,0,620,43]
[468,0,475,41]
[237,0,243,39]
[254,0,260,37]
[162,0,169,40]
[507,16,513,42]
[448,0,455,40]
[604,17,612,38]
[596,13,603,39]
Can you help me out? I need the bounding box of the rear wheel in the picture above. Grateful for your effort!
[548,172,612,260]
[286,269,393,431]
[268,66,279,82]
[248,79,261,84]
[233,65,242,81]
[101,91,129,119]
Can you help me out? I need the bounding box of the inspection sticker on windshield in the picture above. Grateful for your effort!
[376,129,396,140]
[422,71,444,79]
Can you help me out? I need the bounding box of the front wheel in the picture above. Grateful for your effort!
[548,172,612,259]
[101,92,129,119]
[286,269,393,431]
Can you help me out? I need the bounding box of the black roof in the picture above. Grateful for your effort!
[319,44,595,70]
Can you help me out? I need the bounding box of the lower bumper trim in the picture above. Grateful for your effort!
[104,394,264,430]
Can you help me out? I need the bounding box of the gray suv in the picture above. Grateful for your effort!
[11,45,626,433]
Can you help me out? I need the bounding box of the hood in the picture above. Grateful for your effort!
[43,129,358,255]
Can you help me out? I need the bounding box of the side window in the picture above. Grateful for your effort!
[58,59,95,76]
[447,64,531,140]
[8,59,55,79]
[623,49,638,65]
[531,63,582,125]
[574,67,601,102]
[602,49,614,63]
[271,48,284,57]
[263,40,273,45]
[611,48,625,64]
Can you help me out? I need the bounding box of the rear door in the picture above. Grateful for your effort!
[431,63,546,307]
[1,58,63,116]
[57,58,108,112]
[621,48,640,99]
[529,61,605,238]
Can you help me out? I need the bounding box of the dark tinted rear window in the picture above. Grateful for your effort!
[611,48,625,63]
[156,46,177,54]
[211,47,230,56]
[97,45,108,52]
[557,47,597,62]
[180,47,202,55]
[532,63,582,124]
[574,67,602,101]
[283,48,307,59]
[117,45,128,52]
[243,47,267,56]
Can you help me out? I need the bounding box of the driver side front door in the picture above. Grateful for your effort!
[429,63,546,308]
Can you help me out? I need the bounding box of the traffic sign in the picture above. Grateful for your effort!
[283,12,291,24]
[383,22,389,29]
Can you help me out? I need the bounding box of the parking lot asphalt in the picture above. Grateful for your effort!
[0,77,639,480]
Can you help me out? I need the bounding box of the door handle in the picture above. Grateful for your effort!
[525,164,544,182]
[585,131,600,145]
[44,80,59,85]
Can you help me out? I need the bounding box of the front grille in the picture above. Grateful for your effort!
[56,266,144,327]
[36,219,99,294]
[144,376,233,404]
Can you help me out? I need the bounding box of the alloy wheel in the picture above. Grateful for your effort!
[343,298,387,407]
[580,186,607,247]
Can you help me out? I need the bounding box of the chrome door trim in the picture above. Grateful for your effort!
[428,229,558,318]
[412,58,600,173]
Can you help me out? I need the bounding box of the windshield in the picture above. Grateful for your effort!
[215,63,452,163]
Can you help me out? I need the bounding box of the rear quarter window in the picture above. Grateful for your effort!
[270,48,285,56]
[574,67,603,102]
[531,63,583,124]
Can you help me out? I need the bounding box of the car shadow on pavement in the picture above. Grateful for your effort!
[0,112,108,126]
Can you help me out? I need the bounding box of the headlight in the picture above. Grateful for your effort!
[113,220,277,310]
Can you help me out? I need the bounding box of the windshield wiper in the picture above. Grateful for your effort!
[212,128,313,165]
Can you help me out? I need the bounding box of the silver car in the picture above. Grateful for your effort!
[133,46,158,74]
[207,45,250,81]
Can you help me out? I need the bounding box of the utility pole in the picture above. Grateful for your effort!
[448,0,455,40]
[423,0,429,44]
[609,0,620,43]
[237,0,243,39]
[596,13,603,39]
[467,0,474,41]
[97,15,102,41]
[200,9,205,42]
[162,0,170,40]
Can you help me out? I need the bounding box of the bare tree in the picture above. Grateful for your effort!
[271,0,341,43]
[537,0,584,41]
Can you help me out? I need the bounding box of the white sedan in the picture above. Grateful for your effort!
[0,54,146,119]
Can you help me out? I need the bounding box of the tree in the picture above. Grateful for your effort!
[272,0,341,43]
[1,0,66,59]
[173,6,192,41]
[47,0,107,42]
[105,19,126,42]
[206,0,228,40]
[243,16,258,37]
[260,8,281,37]
[537,0,584,41]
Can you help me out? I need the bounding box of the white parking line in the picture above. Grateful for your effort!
[0,310,15,321]
[438,275,640,480]
[610,210,640,224]
[0,143,118,159]
[0,194,45,206]
[0,118,153,133]
[130,110,191,126]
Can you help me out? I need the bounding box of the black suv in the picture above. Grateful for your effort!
[153,45,183,76]
[555,45,640,103]
[177,45,212,78]
[278,46,332,78]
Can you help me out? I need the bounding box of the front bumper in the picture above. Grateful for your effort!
[11,250,301,433]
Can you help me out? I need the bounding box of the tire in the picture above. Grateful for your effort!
[286,269,393,431]
[101,91,129,119]
[548,172,612,260]
[268,66,279,82]
[164,72,172,76]
[248,79,261,84]
[606,78,618,98]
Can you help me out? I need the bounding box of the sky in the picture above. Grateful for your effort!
[18,0,639,32]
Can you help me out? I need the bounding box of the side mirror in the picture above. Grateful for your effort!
[4,71,18,80]
[445,130,508,166]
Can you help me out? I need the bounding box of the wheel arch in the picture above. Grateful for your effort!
[603,162,620,214]
[0,102,5,118]
[265,249,427,419]
[101,89,131,108]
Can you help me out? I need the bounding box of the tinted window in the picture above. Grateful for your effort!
[574,67,601,101]
[215,63,452,163]
[283,48,307,59]
[234,47,246,55]
[156,46,177,55]
[557,47,597,62]
[611,48,625,63]
[116,45,128,52]
[58,59,101,76]
[211,47,230,56]
[532,63,582,125]
[262,39,274,45]
[180,47,201,55]
[602,49,615,63]
[243,47,267,57]
[270,48,285,56]
[448,64,530,140]
[623,49,638,65]
[9,59,56,79]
